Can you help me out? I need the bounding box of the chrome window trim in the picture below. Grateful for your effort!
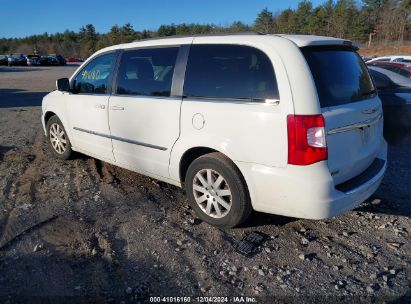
[183,96,280,105]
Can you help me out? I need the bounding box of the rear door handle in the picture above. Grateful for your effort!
[110,106,125,111]
[94,104,106,109]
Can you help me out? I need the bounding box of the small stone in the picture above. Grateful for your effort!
[382,275,389,282]
[335,284,340,290]
[189,218,202,225]
[301,237,309,245]
[125,287,133,294]
[264,247,271,253]
[254,283,265,294]
[389,269,397,275]
[176,240,183,246]
[370,273,378,280]
[33,244,43,252]
[231,266,238,272]
[387,242,401,250]
[366,283,379,293]
[332,265,340,271]
[258,269,266,276]
[342,231,349,237]
[91,248,98,256]
[298,253,306,260]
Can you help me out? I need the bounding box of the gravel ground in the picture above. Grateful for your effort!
[0,65,410,303]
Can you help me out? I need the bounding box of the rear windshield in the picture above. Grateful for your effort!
[302,46,376,108]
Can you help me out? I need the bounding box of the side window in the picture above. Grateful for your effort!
[73,53,115,94]
[116,47,179,97]
[183,44,279,100]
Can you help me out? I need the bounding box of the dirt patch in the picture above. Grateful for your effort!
[359,44,411,58]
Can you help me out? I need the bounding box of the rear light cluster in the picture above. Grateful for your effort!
[287,114,327,165]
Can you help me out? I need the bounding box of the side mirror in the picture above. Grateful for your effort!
[56,78,70,92]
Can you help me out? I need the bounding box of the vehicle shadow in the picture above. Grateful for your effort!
[0,246,179,302]
[0,89,48,108]
[240,212,295,228]
[0,213,202,302]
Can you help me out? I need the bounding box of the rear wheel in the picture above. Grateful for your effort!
[46,115,73,160]
[185,152,252,228]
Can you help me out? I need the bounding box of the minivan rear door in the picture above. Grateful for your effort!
[302,46,384,185]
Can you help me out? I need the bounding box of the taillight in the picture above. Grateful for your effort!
[287,114,327,165]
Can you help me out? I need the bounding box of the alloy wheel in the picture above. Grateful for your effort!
[192,169,232,218]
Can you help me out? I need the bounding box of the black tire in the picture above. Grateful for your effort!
[185,152,252,228]
[46,115,73,160]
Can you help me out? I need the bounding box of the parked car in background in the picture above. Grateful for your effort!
[367,61,411,79]
[0,55,8,65]
[368,66,411,144]
[7,53,27,66]
[362,56,372,62]
[66,57,85,63]
[42,34,386,228]
[26,54,44,66]
[367,55,411,63]
[48,54,66,65]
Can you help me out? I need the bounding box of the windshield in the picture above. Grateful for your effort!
[302,46,376,108]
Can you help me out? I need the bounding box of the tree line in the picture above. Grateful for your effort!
[1,0,409,58]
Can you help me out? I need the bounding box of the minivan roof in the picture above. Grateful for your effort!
[97,34,352,54]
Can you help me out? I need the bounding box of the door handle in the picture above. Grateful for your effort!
[94,104,106,109]
[110,106,125,111]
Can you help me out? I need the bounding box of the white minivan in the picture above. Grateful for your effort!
[41,34,387,228]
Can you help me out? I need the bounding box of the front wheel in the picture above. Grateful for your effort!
[46,115,73,160]
[185,152,252,228]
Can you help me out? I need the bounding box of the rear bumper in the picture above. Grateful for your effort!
[235,141,387,219]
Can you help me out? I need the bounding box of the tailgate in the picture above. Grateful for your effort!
[301,45,384,185]
[323,98,383,184]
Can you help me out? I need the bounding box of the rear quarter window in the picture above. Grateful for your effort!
[302,46,376,108]
[184,44,279,100]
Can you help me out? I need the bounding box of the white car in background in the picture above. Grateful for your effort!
[367,55,411,63]
[41,34,387,228]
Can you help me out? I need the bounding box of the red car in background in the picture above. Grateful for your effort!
[65,57,85,63]
[367,61,411,79]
